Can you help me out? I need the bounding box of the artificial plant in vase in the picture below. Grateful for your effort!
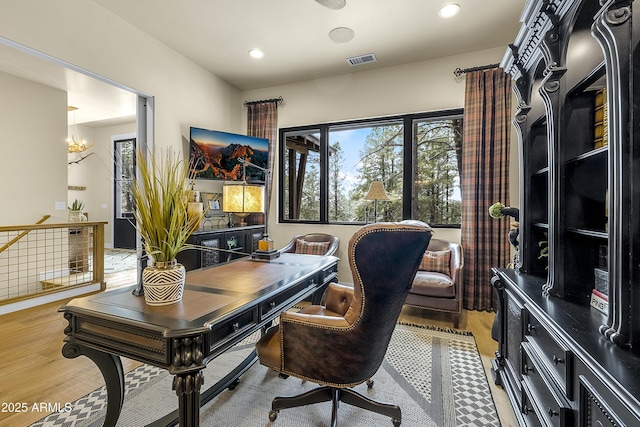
[131,148,205,305]
[68,199,86,223]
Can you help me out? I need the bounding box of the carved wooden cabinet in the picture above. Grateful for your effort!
[493,0,640,425]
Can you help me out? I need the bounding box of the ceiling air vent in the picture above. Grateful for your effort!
[347,53,377,66]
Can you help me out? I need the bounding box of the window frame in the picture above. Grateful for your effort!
[278,108,463,228]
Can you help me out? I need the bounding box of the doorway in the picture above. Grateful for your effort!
[113,135,136,249]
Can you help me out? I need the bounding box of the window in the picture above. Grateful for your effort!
[279,110,463,226]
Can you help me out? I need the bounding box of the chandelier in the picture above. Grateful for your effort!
[67,106,93,153]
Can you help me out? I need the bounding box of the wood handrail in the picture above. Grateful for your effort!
[0,215,51,254]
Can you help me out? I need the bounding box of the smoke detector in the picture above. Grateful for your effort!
[346,53,377,66]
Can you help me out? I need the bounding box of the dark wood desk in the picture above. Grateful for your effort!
[59,253,339,427]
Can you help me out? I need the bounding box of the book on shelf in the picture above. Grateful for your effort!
[590,288,608,314]
[594,88,608,149]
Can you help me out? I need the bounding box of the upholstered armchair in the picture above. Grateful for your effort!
[279,233,340,256]
[256,221,432,427]
[405,238,463,327]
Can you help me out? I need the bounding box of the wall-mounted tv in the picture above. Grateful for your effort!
[189,127,268,181]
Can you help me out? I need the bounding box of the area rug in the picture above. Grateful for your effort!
[102,249,137,273]
[30,324,499,427]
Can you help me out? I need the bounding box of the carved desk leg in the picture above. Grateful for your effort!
[172,335,206,427]
[61,342,125,427]
[173,370,204,427]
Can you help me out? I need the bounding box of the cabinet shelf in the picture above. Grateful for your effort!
[495,0,640,425]
[566,61,606,97]
[567,227,608,240]
[567,145,608,164]
[534,166,548,175]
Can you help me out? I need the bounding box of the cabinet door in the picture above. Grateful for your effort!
[200,236,224,268]
[248,229,264,253]
[504,289,527,411]
[224,230,247,261]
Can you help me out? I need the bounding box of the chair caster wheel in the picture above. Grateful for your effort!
[366,379,374,388]
[269,410,279,421]
[228,378,240,390]
[392,418,401,426]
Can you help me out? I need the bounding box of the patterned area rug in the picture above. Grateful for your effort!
[103,249,137,273]
[30,324,499,427]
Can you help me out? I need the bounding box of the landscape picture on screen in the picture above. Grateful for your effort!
[189,127,268,181]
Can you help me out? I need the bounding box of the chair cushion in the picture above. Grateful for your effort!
[411,271,455,298]
[419,249,451,277]
[295,239,330,255]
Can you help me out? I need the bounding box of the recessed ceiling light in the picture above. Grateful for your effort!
[329,27,355,43]
[315,0,346,10]
[248,49,264,59]
[438,4,460,18]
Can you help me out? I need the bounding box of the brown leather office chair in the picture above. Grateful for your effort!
[279,232,340,256]
[405,238,463,328]
[256,221,432,427]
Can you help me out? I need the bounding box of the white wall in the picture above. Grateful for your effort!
[240,46,520,280]
[68,122,138,247]
[0,71,68,225]
[0,0,242,160]
[0,1,520,283]
[0,0,242,239]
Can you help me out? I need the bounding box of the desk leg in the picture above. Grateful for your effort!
[62,342,125,427]
[173,370,204,427]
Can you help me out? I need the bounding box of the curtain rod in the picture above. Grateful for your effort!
[453,63,500,77]
[243,96,284,107]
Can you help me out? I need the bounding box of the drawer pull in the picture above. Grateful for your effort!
[527,324,536,333]
[232,322,240,331]
[523,405,532,415]
[548,407,559,417]
[523,364,534,373]
[552,355,564,365]
[269,301,276,309]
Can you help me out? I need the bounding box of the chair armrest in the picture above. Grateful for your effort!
[280,309,350,328]
[279,235,301,254]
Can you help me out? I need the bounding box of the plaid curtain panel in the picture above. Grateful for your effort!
[460,68,512,311]
[247,100,279,206]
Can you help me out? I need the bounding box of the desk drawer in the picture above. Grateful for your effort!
[525,311,572,398]
[259,274,319,318]
[522,343,571,427]
[209,307,257,348]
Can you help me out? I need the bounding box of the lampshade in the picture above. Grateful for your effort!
[222,183,265,214]
[364,181,389,201]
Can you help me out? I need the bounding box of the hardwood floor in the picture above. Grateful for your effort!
[0,269,517,427]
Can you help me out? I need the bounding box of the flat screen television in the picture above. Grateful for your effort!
[189,127,268,181]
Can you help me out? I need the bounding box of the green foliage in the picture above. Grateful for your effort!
[131,149,204,264]
[69,199,84,211]
[489,202,506,218]
[283,116,462,224]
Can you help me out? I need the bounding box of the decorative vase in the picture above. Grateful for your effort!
[142,260,186,306]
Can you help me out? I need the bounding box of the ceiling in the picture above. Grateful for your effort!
[0,0,526,125]
[94,0,526,90]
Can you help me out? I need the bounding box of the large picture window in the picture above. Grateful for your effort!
[279,110,463,227]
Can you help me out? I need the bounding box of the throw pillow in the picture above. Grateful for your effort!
[419,249,452,277]
[295,239,330,255]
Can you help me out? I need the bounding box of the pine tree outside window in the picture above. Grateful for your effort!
[279,110,463,227]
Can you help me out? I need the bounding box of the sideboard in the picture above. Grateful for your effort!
[176,225,265,270]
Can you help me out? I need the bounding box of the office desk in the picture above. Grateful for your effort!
[59,253,339,427]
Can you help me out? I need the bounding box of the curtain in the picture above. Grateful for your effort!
[460,68,512,311]
[246,100,279,227]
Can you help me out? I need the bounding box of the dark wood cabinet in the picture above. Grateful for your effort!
[494,0,640,425]
[176,225,264,270]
